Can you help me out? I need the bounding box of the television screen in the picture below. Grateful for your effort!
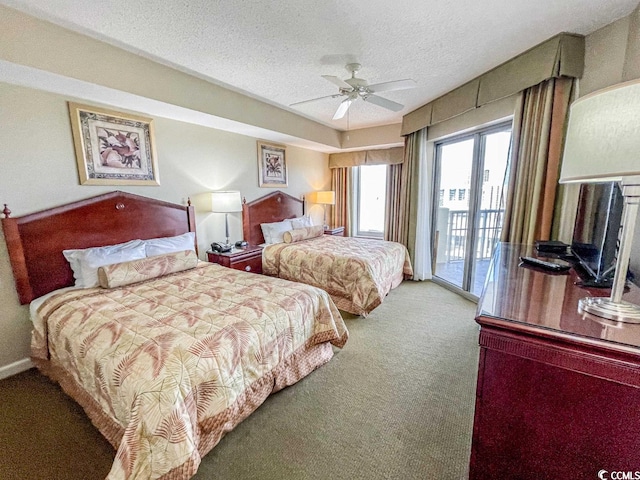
[571,182,623,283]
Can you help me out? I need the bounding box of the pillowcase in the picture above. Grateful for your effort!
[98,250,198,289]
[63,239,146,288]
[260,219,293,244]
[290,215,313,229]
[283,225,325,243]
[143,232,196,257]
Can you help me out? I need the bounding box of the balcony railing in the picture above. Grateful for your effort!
[445,209,504,262]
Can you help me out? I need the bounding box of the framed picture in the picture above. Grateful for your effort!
[69,102,160,186]
[257,141,288,187]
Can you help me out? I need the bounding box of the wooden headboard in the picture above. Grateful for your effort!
[2,191,196,304]
[242,191,304,246]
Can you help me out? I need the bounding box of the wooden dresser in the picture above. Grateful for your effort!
[470,243,640,479]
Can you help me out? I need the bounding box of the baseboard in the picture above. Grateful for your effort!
[0,358,33,380]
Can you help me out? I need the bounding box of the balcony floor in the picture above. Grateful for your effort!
[434,258,492,297]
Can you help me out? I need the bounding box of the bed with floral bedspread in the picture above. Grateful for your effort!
[262,233,413,316]
[31,257,348,480]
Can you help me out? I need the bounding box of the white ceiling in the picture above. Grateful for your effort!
[3,0,640,132]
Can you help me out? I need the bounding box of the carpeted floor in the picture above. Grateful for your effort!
[0,281,479,480]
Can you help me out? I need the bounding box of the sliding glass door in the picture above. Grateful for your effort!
[432,123,512,297]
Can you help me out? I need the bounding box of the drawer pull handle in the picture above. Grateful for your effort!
[245,266,251,271]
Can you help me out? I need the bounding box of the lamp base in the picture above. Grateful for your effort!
[578,297,640,324]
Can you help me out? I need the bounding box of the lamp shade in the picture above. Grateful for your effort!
[560,79,640,184]
[210,191,242,213]
[310,190,336,205]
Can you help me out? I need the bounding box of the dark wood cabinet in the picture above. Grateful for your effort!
[470,243,640,480]
[323,226,344,236]
[206,245,263,274]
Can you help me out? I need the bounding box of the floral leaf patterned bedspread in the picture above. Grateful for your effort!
[262,235,413,315]
[31,263,348,480]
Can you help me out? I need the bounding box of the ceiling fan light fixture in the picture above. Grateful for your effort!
[293,63,417,121]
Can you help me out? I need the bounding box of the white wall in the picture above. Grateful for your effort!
[0,82,329,375]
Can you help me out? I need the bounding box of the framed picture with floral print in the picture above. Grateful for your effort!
[257,141,288,188]
[68,102,160,186]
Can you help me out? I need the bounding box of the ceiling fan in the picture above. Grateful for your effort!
[290,63,417,120]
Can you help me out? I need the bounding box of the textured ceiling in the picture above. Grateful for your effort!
[3,0,639,131]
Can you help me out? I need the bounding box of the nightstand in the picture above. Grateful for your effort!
[323,226,345,237]
[206,245,263,274]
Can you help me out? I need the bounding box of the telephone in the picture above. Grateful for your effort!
[211,242,232,253]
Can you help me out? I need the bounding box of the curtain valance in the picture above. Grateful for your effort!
[401,33,584,135]
[328,147,404,168]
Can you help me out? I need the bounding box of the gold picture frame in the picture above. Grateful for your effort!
[257,140,288,188]
[69,102,160,186]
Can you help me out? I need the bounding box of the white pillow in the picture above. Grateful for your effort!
[143,232,196,257]
[260,219,293,244]
[63,240,146,288]
[291,215,313,229]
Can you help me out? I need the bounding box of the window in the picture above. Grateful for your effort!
[354,164,387,238]
[483,169,490,182]
[449,189,456,201]
[458,189,466,201]
[439,189,444,207]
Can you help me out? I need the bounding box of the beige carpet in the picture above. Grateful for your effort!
[0,281,479,480]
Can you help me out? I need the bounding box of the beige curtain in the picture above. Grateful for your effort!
[385,162,406,244]
[385,128,431,279]
[331,167,352,236]
[501,77,574,244]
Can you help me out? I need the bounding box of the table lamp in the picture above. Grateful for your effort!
[210,190,242,248]
[560,78,640,323]
[309,190,335,229]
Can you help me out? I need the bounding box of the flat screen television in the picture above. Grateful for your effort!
[571,182,623,286]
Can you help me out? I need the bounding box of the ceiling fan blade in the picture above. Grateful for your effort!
[363,94,404,112]
[333,97,354,120]
[367,79,416,93]
[290,94,342,107]
[322,75,353,90]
